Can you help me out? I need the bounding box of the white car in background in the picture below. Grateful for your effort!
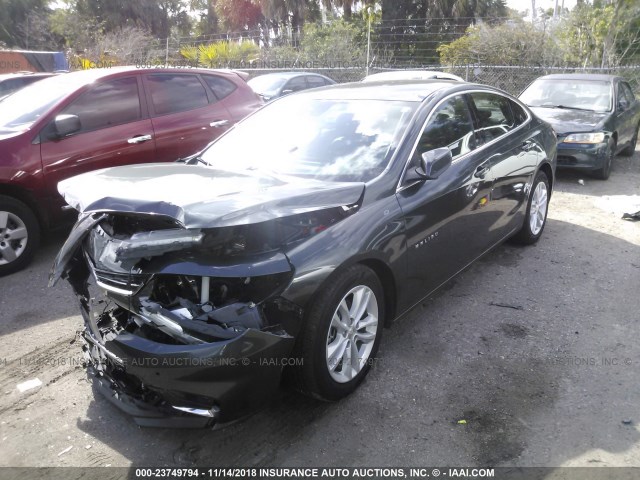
[362,70,464,82]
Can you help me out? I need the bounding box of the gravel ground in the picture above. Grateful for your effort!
[0,150,638,471]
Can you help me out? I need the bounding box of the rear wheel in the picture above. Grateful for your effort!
[593,138,616,180]
[291,265,384,401]
[0,196,40,276]
[511,170,549,245]
[620,123,639,157]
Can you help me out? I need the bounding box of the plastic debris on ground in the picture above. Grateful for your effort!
[622,210,640,222]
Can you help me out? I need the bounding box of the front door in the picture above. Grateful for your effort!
[396,94,496,298]
[40,75,156,218]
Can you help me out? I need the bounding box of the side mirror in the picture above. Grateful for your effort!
[281,89,294,96]
[418,147,452,180]
[54,114,81,137]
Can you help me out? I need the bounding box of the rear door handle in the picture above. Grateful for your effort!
[209,120,230,128]
[127,134,153,144]
[474,165,489,179]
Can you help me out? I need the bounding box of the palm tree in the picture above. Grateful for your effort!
[321,0,355,21]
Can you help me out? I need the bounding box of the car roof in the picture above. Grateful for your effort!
[536,74,622,82]
[0,72,55,80]
[8,66,244,91]
[250,71,329,79]
[363,70,464,82]
[296,80,485,102]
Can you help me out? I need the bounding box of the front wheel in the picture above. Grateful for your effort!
[291,265,384,401]
[593,138,616,180]
[0,195,40,276]
[510,170,549,245]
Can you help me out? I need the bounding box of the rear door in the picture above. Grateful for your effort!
[467,91,540,240]
[280,76,308,97]
[617,81,638,145]
[40,75,156,214]
[306,75,330,89]
[143,73,233,162]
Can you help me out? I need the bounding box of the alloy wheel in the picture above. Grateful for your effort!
[325,285,379,383]
[529,181,548,236]
[0,211,28,266]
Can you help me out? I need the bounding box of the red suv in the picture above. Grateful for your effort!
[0,66,262,275]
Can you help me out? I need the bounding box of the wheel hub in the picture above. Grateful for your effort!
[0,210,28,266]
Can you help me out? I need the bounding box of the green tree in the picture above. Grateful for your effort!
[377,0,508,65]
[0,0,55,48]
[74,0,191,38]
[438,20,562,66]
[555,0,639,67]
[215,0,263,31]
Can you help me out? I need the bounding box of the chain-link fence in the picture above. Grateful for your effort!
[64,14,640,96]
[368,65,640,95]
[238,65,640,96]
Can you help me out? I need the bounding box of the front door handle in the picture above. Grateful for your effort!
[474,165,489,179]
[209,120,230,128]
[521,140,536,151]
[127,134,153,144]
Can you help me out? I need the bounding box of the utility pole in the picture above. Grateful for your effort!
[365,5,372,77]
[531,0,536,23]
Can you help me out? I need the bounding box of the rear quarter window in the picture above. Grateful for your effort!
[202,75,237,100]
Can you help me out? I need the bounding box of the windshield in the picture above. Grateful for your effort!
[247,75,289,96]
[520,79,612,112]
[0,75,83,131]
[200,95,417,182]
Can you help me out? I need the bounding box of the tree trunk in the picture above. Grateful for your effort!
[343,1,352,20]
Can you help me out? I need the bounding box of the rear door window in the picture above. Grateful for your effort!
[307,76,327,88]
[147,74,209,115]
[468,92,517,146]
[61,77,142,133]
[284,77,308,93]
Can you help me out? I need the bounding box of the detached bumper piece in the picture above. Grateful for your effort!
[82,324,294,428]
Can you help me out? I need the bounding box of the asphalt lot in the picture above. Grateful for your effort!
[0,150,639,471]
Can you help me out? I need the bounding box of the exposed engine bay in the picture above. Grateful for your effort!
[51,205,354,427]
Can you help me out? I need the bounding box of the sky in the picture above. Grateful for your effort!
[506,0,579,14]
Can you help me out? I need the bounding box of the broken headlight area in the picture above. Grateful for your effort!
[91,206,349,267]
[57,211,323,427]
[85,271,295,345]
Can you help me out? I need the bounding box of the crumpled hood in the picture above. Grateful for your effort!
[58,163,365,228]
[529,107,609,135]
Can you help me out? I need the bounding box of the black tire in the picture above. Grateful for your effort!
[0,195,40,276]
[290,264,385,401]
[510,170,550,246]
[593,138,616,180]
[620,123,639,157]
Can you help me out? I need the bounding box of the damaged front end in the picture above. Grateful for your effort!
[50,165,365,427]
[49,210,359,427]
